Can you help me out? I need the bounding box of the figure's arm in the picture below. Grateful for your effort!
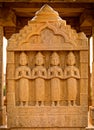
[64,69,69,79]
[15,69,22,80]
[41,69,47,79]
[31,69,37,79]
[69,67,80,79]
[57,69,64,79]
[28,69,32,78]
[24,69,32,79]
[74,69,80,79]
[48,69,52,79]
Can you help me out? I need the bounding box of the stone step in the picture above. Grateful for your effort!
[0,127,10,130]
[86,127,94,130]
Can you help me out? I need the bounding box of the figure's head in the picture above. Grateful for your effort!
[19,52,28,66]
[51,52,60,66]
[35,52,44,66]
[67,52,75,66]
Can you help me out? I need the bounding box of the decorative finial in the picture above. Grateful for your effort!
[32,4,62,22]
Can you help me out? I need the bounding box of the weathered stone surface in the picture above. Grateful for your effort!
[7,4,88,130]
[9,128,88,130]
[89,106,94,126]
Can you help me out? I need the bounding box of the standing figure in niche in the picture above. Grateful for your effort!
[32,52,47,106]
[15,52,31,106]
[64,52,80,106]
[48,52,63,106]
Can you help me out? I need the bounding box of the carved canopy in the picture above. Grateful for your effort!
[8,4,88,51]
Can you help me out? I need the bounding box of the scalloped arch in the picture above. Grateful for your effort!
[24,24,69,44]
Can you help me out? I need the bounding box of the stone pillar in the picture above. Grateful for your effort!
[0,9,16,126]
[89,26,94,126]
[80,51,88,106]
[92,27,94,106]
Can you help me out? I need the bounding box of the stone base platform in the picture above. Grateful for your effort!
[0,128,88,130]
[0,128,9,130]
[7,106,88,128]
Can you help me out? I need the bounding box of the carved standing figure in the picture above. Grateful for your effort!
[32,52,47,106]
[64,52,80,106]
[48,52,63,106]
[15,52,31,106]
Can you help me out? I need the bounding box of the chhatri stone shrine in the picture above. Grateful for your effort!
[0,1,94,130]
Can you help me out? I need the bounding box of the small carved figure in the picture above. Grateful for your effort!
[64,52,80,106]
[32,52,47,106]
[48,52,63,106]
[15,52,31,106]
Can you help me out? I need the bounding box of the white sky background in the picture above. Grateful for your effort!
[3,36,93,74]
[3,37,7,74]
[90,37,93,73]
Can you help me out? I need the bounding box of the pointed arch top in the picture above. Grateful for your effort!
[8,4,88,51]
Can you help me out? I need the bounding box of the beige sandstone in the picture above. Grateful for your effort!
[64,52,80,106]
[7,4,88,130]
[32,52,47,106]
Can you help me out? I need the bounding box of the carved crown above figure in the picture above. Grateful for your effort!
[8,4,88,51]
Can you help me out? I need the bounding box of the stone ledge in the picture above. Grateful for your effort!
[0,128,10,130]
[86,127,94,130]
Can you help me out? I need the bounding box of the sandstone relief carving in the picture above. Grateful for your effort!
[64,52,80,106]
[15,51,81,107]
[48,52,63,106]
[32,52,47,106]
[15,52,31,106]
[7,4,88,129]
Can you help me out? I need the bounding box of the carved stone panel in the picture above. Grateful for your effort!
[7,4,88,130]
